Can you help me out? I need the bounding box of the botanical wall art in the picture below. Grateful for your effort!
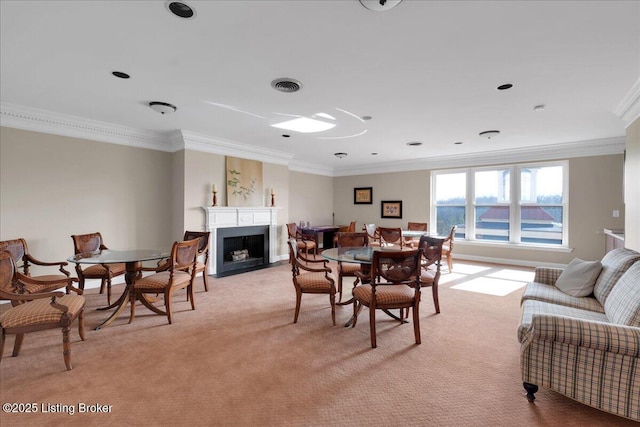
[381,200,403,218]
[226,156,263,207]
[354,187,373,204]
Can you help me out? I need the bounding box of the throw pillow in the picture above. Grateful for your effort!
[555,258,603,297]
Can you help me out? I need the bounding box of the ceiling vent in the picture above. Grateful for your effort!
[360,0,403,12]
[271,78,302,93]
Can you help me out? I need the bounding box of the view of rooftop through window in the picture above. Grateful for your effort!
[433,163,566,245]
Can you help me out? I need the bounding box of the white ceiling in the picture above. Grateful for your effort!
[1,1,639,176]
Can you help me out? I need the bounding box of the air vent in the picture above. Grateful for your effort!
[271,78,302,93]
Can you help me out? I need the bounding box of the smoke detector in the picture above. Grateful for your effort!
[360,0,403,12]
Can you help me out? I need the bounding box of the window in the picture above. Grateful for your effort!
[432,162,567,246]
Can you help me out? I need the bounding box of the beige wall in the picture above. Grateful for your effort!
[625,117,640,250]
[333,155,625,266]
[289,171,334,226]
[0,127,174,274]
[333,170,430,231]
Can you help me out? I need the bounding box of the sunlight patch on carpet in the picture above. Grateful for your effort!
[451,275,527,296]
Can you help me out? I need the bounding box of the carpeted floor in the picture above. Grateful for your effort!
[0,261,636,426]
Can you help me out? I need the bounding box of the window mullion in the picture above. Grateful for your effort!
[467,169,475,240]
[512,165,521,243]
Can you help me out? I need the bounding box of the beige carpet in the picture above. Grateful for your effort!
[0,261,636,426]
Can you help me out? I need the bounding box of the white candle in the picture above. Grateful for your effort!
[270,187,274,195]
[213,184,217,192]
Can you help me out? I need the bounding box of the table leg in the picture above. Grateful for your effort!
[94,261,139,330]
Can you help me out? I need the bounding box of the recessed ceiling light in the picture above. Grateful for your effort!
[497,83,513,90]
[166,1,196,19]
[271,117,335,133]
[479,130,500,139]
[112,71,130,79]
[149,101,177,114]
[281,134,290,138]
[334,152,348,159]
[407,141,422,146]
[361,115,372,121]
[533,104,546,112]
[371,153,378,155]
[454,141,463,145]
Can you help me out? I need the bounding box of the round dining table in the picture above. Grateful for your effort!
[68,249,168,330]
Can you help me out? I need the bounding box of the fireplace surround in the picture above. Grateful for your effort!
[202,206,279,277]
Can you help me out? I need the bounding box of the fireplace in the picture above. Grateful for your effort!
[202,206,280,277]
[216,225,269,277]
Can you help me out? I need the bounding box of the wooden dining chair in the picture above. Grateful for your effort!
[352,249,422,348]
[417,235,444,313]
[0,238,79,300]
[129,238,199,324]
[378,227,403,248]
[183,231,211,293]
[363,224,381,247]
[287,238,336,325]
[335,232,368,303]
[442,225,457,272]
[333,221,356,247]
[286,223,317,260]
[71,232,125,304]
[0,250,86,370]
[404,222,428,247]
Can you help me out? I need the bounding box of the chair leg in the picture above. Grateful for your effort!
[166,291,173,324]
[523,382,538,402]
[12,333,25,357]
[202,270,209,292]
[352,300,359,328]
[62,325,72,370]
[337,273,344,303]
[294,291,302,323]
[99,278,106,294]
[369,306,377,348]
[413,303,421,345]
[78,309,86,341]
[432,284,440,314]
[447,253,453,272]
[189,285,195,310]
[330,291,336,326]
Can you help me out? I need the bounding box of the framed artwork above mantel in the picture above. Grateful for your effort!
[354,187,373,204]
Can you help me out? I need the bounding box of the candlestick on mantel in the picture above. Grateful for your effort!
[270,192,275,207]
[212,190,218,207]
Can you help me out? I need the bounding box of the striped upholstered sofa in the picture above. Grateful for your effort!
[518,247,640,422]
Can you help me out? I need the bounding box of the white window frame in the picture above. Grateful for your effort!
[431,160,569,248]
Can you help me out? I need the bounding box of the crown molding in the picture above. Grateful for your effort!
[180,130,294,166]
[0,103,176,152]
[0,102,627,177]
[332,137,626,176]
[614,77,640,127]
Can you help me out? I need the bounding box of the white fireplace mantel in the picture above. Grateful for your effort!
[202,206,280,275]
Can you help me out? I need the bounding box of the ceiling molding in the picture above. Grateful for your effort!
[0,102,626,177]
[332,137,626,177]
[180,130,294,166]
[614,77,640,126]
[0,103,175,152]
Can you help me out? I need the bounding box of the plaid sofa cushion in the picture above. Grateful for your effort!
[0,295,85,328]
[593,248,640,306]
[520,282,605,313]
[604,262,640,327]
[518,299,608,344]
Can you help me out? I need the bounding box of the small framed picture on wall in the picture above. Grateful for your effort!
[354,187,373,204]
[381,200,403,218]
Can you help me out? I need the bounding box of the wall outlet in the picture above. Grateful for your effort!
[613,210,620,218]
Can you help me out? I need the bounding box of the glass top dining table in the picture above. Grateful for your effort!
[321,245,417,264]
[67,249,168,330]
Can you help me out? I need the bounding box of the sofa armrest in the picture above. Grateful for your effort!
[532,267,563,286]
[529,314,640,357]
